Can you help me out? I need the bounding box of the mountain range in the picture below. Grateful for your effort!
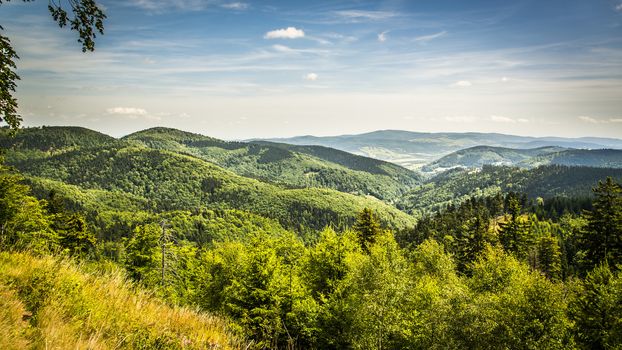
[261,130,622,170]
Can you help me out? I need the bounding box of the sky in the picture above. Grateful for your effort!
[1,0,622,139]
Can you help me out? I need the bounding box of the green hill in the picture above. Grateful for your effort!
[398,165,622,214]
[0,126,115,151]
[421,146,566,174]
[6,139,416,231]
[421,146,622,174]
[524,149,622,168]
[123,127,420,201]
[0,251,240,349]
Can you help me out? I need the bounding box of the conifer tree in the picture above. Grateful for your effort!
[353,208,381,250]
[580,177,622,268]
[537,234,562,280]
[499,196,531,259]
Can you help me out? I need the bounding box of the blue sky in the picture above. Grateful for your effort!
[1,0,621,139]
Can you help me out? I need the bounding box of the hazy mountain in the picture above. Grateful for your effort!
[421,146,566,173]
[422,146,622,174]
[261,130,622,170]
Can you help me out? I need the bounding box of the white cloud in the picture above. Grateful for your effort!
[517,118,530,123]
[106,107,161,121]
[490,115,516,123]
[452,80,472,87]
[378,31,389,42]
[616,3,622,11]
[334,10,397,21]
[414,31,447,42]
[578,116,600,123]
[304,73,318,81]
[128,0,208,11]
[107,107,148,116]
[578,116,622,124]
[264,27,305,39]
[221,2,248,10]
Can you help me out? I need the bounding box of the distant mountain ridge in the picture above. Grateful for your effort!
[260,130,622,170]
[422,146,622,174]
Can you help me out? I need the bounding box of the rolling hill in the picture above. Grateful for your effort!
[1,127,417,232]
[398,165,622,214]
[261,130,622,170]
[123,127,422,201]
[421,146,566,174]
[422,146,622,174]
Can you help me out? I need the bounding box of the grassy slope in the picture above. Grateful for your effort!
[0,252,240,349]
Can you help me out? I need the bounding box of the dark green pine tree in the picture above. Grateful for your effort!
[455,213,489,274]
[580,177,622,269]
[498,196,531,259]
[537,234,562,281]
[353,208,382,250]
[57,213,97,257]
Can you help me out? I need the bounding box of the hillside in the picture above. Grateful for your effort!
[262,130,622,169]
[421,146,566,174]
[4,139,417,232]
[0,252,239,349]
[524,149,622,168]
[398,165,622,214]
[0,126,116,151]
[422,146,622,174]
[123,127,420,201]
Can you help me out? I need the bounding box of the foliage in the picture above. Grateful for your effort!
[579,177,622,269]
[0,1,106,130]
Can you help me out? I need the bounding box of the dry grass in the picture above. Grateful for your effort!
[0,252,243,349]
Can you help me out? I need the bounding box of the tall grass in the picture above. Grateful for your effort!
[0,251,242,349]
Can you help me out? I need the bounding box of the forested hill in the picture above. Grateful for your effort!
[422,146,566,173]
[0,126,115,151]
[1,127,416,231]
[399,165,622,214]
[422,146,622,174]
[123,127,422,201]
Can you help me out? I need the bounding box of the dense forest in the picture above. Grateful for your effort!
[1,126,622,349]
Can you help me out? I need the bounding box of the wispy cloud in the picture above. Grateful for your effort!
[490,115,528,123]
[578,116,622,123]
[616,3,622,12]
[264,27,305,39]
[578,116,599,123]
[333,10,397,21]
[221,2,248,10]
[106,107,162,121]
[107,107,148,116]
[452,80,472,87]
[414,31,447,42]
[128,0,210,11]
